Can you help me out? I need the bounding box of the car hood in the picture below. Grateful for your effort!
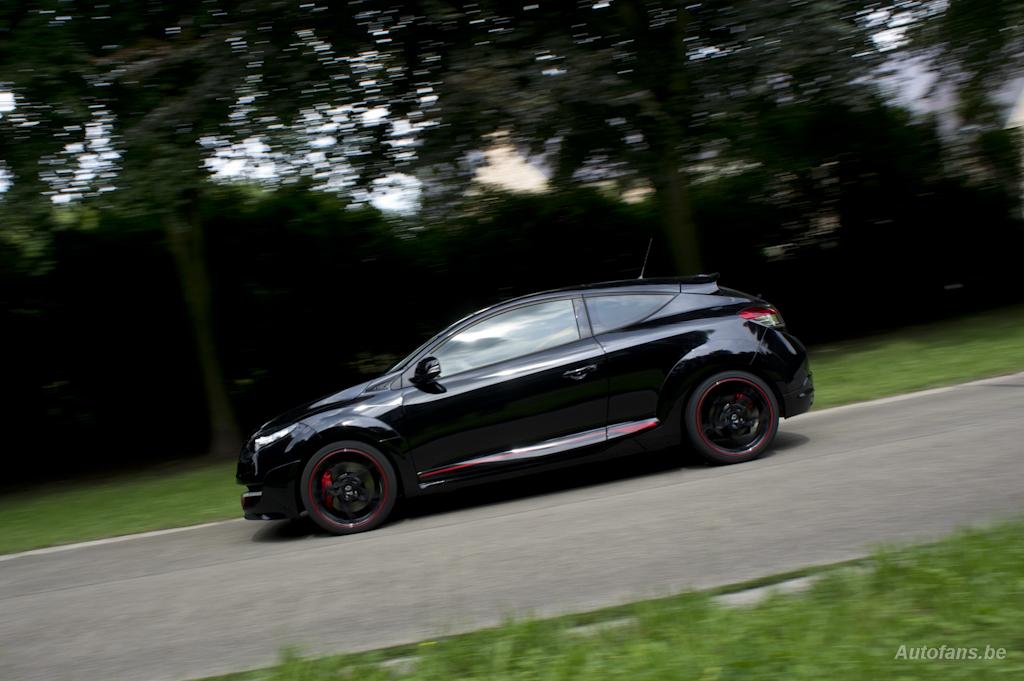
[257,378,380,434]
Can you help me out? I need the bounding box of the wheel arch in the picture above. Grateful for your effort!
[291,416,415,508]
[657,347,786,440]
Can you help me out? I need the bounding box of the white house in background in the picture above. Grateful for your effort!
[1007,83,1024,128]
[475,143,548,193]
[1005,84,1024,218]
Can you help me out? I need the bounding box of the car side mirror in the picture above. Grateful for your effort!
[414,356,442,383]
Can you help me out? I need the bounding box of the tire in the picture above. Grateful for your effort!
[299,440,398,535]
[684,370,779,464]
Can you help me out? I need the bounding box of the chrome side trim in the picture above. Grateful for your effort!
[607,417,660,439]
[417,417,660,485]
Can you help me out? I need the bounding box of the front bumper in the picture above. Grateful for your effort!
[237,423,319,520]
[239,460,303,520]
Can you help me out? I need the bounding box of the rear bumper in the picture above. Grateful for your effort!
[757,327,814,418]
[782,368,814,418]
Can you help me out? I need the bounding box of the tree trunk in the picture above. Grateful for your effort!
[165,208,240,457]
[654,149,702,275]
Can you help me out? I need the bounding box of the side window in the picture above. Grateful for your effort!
[434,299,580,376]
[585,294,674,334]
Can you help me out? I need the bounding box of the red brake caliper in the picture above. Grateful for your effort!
[321,469,333,506]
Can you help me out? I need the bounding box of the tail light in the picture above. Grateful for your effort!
[739,306,785,328]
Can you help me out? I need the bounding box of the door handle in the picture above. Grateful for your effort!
[563,364,597,380]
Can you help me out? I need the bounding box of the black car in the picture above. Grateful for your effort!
[237,275,813,534]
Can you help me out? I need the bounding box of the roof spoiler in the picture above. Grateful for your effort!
[678,272,719,293]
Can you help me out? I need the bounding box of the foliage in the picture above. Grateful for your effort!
[409,0,901,271]
[1,2,1023,469]
[3,93,1024,479]
[0,1,906,268]
[903,0,1024,125]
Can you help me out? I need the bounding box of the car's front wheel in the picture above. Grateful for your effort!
[685,370,779,464]
[299,441,398,535]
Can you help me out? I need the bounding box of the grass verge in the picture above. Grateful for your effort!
[0,461,238,555]
[205,519,1024,680]
[2,304,1023,555]
[808,304,1024,407]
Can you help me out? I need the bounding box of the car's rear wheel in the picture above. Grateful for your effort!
[299,441,398,535]
[685,370,779,464]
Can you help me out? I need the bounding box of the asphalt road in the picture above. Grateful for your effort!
[3,373,1024,681]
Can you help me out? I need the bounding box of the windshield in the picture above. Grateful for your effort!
[385,301,497,372]
[387,334,439,374]
[386,306,483,373]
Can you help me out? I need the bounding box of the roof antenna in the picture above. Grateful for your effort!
[638,237,653,279]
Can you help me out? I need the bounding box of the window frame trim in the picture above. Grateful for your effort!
[582,292,677,335]
[407,295,587,381]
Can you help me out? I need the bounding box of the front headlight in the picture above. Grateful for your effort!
[254,424,299,450]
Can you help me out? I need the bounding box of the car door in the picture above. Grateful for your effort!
[399,297,608,483]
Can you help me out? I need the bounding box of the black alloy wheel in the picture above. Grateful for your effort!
[685,370,779,464]
[300,441,398,534]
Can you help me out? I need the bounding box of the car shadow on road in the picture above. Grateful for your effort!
[770,430,811,453]
[250,430,811,543]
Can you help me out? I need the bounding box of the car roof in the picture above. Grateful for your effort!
[498,274,720,306]
[389,274,720,374]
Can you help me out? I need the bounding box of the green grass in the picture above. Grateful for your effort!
[205,519,1024,681]
[2,304,1023,555]
[810,304,1024,408]
[0,461,237,555]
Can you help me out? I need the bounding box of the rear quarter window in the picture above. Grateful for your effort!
[585,294,674,334]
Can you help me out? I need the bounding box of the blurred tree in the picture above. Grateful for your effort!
[404,1,899,273]
[4,133,1023,481]
[0,2,417,455]
[903,0,1024,125]
[897,0,1024,208]
[2,0,1008,463]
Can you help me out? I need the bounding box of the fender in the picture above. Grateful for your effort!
[656,330,764,441]
[296,410,420,496]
